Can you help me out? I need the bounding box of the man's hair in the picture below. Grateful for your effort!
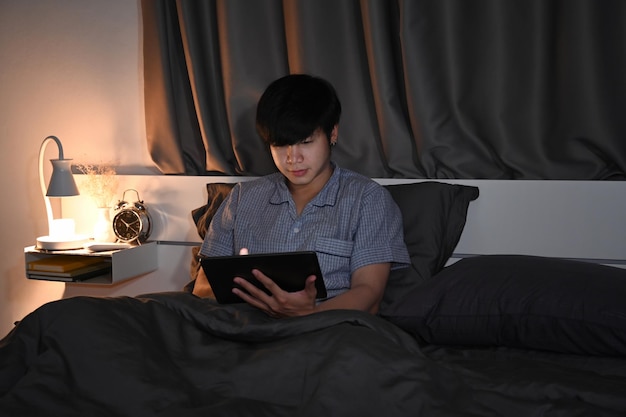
[256,74,341,146]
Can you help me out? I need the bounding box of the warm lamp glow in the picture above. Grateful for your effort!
[36,136,88,250]
[49,218,76,239]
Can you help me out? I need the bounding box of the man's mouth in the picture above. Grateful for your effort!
[290,169,308,177]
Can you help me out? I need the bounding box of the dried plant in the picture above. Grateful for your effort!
[76,163,119,208]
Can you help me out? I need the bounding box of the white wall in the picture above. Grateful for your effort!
[0,0,156,336]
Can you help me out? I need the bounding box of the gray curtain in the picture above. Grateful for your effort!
[142,0,626,179]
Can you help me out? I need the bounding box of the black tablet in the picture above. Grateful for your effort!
[200,251,327,304]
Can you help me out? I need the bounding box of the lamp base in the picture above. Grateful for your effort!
[36,235,89,251]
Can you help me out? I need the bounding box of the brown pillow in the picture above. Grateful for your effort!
[191,183,236,240]
[186,183,236,291]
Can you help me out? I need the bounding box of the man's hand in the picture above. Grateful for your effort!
[233,262,391,317]
[232,269,318,318]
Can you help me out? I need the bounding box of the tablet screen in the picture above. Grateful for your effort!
[200,251,327,304]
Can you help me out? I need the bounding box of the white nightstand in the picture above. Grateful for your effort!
[24,241,158,285]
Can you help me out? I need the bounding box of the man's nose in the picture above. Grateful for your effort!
[287,145,302,162]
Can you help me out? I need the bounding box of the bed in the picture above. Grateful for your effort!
[2,178,626,416]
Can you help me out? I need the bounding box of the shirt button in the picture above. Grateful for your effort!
[293,227,300,233]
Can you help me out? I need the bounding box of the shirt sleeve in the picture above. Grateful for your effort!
[349,185,410,273]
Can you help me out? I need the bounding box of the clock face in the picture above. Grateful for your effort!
[113,210,142,242]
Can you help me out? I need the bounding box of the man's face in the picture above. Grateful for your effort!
[269,126,337,190]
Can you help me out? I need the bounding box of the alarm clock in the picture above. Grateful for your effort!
[112,189,152,244]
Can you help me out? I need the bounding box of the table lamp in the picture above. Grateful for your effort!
[35,135,88,250]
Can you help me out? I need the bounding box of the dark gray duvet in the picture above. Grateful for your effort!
[2,292,626,416]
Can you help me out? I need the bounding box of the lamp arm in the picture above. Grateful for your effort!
[39,135,64,236]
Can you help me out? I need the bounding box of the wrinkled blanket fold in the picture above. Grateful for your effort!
[0,293,433,416]
[2,292,626,417]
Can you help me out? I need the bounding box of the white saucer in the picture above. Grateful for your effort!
[36,235,89,251]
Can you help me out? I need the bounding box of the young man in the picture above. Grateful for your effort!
[193,74,409,317]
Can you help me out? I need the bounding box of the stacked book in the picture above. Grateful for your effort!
[28,256,112,282]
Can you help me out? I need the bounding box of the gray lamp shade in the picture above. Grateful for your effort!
[46,159,79,197]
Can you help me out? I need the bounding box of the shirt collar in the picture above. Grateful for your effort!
[270,162,340,208]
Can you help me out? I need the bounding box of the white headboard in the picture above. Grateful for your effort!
[61,176,626,298]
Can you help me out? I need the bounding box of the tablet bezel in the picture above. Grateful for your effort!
[200,251,327,304]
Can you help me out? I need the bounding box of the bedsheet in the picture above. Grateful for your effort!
[2,292,626,416]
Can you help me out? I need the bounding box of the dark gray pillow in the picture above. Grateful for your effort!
[384,255,626,357]
[380,182,479,314]
[384,182,479,280]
